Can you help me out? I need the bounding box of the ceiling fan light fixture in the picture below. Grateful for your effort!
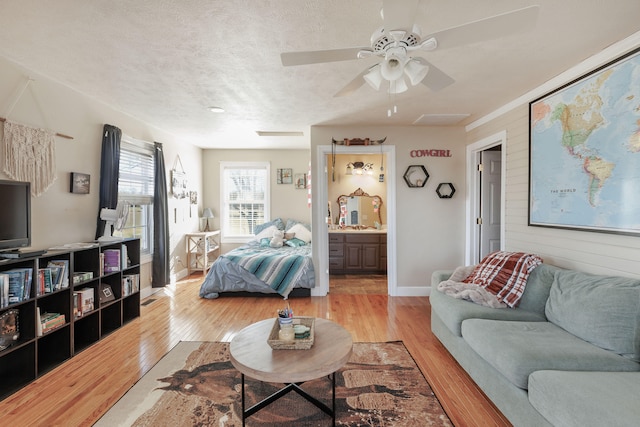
[404,59,429,86]
[388,77,408,94]
[363,65,383,90]
[380,54,406,81]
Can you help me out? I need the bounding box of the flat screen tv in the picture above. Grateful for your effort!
[0,180,31,252]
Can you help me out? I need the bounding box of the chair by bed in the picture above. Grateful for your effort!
[198,218,314,299]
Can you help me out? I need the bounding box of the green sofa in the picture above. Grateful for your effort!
[430,263,640,427]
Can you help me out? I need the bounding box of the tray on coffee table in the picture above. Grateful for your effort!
[267,317,315,350]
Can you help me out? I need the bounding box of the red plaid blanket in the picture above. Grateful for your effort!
[463,251,542,307]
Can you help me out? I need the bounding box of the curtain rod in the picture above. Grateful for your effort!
[0,117,74,140]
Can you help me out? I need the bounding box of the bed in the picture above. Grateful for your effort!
[198,219,315,299]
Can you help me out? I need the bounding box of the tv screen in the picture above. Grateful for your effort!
[0,180,31,251]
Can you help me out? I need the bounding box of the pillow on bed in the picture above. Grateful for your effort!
[253,225,279,241]
[287,223,312,243]
[259,237,271,247]
[285,237,306,247]
[285,218,309,231]
[254,218,284,235]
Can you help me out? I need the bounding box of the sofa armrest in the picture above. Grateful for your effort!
[431,270,454,288]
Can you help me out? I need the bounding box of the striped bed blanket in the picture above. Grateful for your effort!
[222,243,313,297]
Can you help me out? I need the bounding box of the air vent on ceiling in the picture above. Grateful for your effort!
[413,114,470,126]
[256,131,304,137]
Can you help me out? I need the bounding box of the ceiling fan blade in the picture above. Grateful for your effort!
[281,47,368,66]
[382,0,419,33]
[424,5,539,50]
[415,58,455,92]
[334,66,373,97]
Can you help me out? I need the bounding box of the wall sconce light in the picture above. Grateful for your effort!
[346,162,374,176]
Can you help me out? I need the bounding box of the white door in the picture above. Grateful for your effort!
[479,150,502,259]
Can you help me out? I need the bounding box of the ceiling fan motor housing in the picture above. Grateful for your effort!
[370,25,422,54]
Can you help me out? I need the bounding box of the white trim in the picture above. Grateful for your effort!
[466,30,640,132]
[313,144,397,296]
[465,131,507,265]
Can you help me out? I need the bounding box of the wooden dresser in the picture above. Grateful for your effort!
[328,232,387,274]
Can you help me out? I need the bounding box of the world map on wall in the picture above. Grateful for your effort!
[529,49,640,234]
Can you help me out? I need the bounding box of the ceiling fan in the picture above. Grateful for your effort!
[281,0,539,97]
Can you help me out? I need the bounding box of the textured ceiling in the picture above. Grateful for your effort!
[0,0,639,149]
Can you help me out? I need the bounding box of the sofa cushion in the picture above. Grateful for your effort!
[461,319,640,389]
[430,287,546,337]
[529,371,640,427]
[545,270,640,361]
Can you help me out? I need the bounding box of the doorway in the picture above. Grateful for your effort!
[465,131,506,265]
[328,152,387,294]
[315,144,397,296]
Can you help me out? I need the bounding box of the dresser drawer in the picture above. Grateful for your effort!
[345,233,380,244]
[328,233,345,243]
[329,243,344,257]
[329,257,344,270]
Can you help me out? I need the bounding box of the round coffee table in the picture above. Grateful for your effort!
[230,317,352,426]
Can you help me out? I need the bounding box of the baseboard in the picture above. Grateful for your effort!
[172,268,189,283]
[394,286,431,297]
[140,286,163,300]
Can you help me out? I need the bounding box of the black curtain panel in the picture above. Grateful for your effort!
[152,142,170,288]
[95,124,121,240]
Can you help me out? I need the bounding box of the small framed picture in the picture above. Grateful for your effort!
[294,173,307,189]
[277,168,293,184]
[70,172,90,194]
[100,284,115,303]
[171,170,188,199]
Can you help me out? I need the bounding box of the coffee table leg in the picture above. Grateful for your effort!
[241,373,246,427]
[331,371,336,426]
[241,373,337,425]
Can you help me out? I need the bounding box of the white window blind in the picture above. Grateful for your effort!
[118,136,155,255]
[119,140,154,204]
[221,162,270,242]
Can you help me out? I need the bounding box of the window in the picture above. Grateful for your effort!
[118,136,155,255]
[220,162,270,242]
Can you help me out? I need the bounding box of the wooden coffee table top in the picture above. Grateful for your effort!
[229,318,353,384]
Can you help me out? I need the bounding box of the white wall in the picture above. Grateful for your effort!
[201,149,311,253]
[311,125,467,292]
[0,55,203,295]
[466,34,640,279]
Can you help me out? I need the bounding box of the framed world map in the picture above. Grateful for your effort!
[529,47,640,235]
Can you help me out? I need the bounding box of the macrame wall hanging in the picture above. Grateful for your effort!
[1,78,73,196]
[171,155,188,199]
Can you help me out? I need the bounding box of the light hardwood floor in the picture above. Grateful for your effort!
[0,274,510,426]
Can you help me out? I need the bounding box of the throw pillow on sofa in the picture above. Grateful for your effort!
[545,270,640,361]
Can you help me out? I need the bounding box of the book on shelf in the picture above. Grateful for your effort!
[103,249,121,273]
[73,287,94,319]
[38,268,53,295]
[38,309,65,335]
[122,274,140,297]
[0,274,9,308]
[2,268,32,305]
[47,259,69,288]
[121,244,129,269]
[72,272,94,285]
